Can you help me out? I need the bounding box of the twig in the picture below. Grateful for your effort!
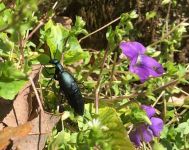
[136,0,141,21]
[166,108,188,126]
[79,16,121,43]
[25,1,58,45]
[95,49,109,114]
[19,32,25,65]
[182,34,189,38]
[84,77,183,102]
[23,20,45,45]
[109,52,117,99]
[175,86,189,96]
[29,132,50,135]
[152,91,165,107]
[149,19,188,47]
[165,2,171,34]
[19,18,46,64]
[29,76,44,113]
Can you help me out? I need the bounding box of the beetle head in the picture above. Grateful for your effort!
[49,59,59,65]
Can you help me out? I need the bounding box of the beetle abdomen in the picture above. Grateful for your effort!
[58,71,84,115]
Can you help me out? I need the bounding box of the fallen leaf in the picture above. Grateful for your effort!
[0,122,32,149]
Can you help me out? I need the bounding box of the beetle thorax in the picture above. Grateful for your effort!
[49,59,59,65]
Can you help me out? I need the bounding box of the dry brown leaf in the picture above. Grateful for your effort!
[14,112,60,150]
[0,65,60,149]
[0,65,41,129]
[0,122,32,149]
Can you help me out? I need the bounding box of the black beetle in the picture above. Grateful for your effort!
[49,59,84,115]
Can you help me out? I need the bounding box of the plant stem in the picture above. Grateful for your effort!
[95,49,109,114]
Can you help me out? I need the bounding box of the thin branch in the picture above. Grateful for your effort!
[108,52,117,99]
[84,74,189,103]
[79,16,121,43]
[165,2,171,34]
[95,49,109,114]
[23,20,45,45]
[149,19,188,47]
[29,76,44,113]
[152,91,165,107]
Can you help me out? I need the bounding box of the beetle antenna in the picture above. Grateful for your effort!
[54,44,59,60]
[63,36,70,51]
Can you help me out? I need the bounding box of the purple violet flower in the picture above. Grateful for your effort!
[119,41,164,82]
[129,105,164,147]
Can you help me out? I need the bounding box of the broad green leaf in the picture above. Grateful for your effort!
[44,20,69,58]
[36,54,50,64]
[0,61,26,80]
[0,61,27,100]
[99,107,134,150]
[0,80,27,100]
[67,36,82,51]
[64,36,89,64]
[64,50,89,64]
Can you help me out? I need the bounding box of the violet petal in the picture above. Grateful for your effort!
[149,117,164,137]
[140,55,164,77]
[129,129,141,147]
[138,125,153,143]
[141,105,156,118]
[120,41,146,59]
[129,57,150,82]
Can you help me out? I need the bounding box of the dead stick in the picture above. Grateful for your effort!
[79,16,121,43]
[29,77,44,113]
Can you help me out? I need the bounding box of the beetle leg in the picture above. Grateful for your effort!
[45,77,54,89]
[76,81,85,89]
[57,88,64,113]
[42,65,54,76]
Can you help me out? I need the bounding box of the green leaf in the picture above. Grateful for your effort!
[64,36,89,64]
[129,104,151,125]
[36,54,50,64]
[161,0,171,5]
[129,11,138,19]
[0,33,14,56]
[112,84,119,96]
[99,107,134,150]
[146,11,157,20]
[0,61,26,80]
[64,50,89,65]
[72,16,88,35]
[44,19,69,58]
[67,36,82,51]
[48,131,71,150]
[0,61,27,100]
[176,120,189,135]
[75,16,85,28]
[153,142,167,150]
[0,80,27,100]
[0,3,5,11]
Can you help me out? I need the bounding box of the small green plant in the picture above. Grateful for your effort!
[0,1,189,150]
